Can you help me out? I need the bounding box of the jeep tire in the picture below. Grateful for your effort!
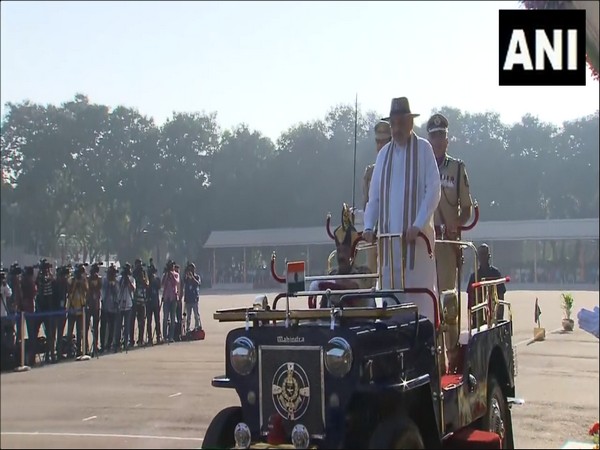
[368,415,425,449]
[201,406,243,449]
[481,375,512,449]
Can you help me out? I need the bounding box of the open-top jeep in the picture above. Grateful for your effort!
[203,205,520,449]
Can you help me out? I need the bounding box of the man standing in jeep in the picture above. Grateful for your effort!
[427,113,473,369]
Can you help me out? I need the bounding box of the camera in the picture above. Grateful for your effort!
[106,263,118,278]
[74,263,88,279]
[90,262,103,274]
[56,265,72,277]
[33,258,52,271]
[9,263,22,276]
[185,262,196,276]
[164,259,175,273]
[121,263,132,277]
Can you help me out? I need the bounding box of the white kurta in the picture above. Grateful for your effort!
[364,133,441,324]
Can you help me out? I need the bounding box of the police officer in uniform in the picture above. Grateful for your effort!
[362,120,391,275]
[363,120,391,210]
[427,113,473,371]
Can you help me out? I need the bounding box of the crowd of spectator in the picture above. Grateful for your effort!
[0,258,203,371]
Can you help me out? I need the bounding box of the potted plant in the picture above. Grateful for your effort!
[561,293,575,331]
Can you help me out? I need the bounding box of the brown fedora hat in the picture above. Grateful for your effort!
[382,97,420,121]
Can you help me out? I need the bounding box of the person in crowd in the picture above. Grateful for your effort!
[161,260,179,343]
[0,271,12,318]
[86,262,102,356]
[100,264,119,353]
[8,263,22,320]
[114,263,135,352]
[53,266,70,360]
[21,265,38,365]
[130,259,149,346]
[146,260,162,345]
[35,261,56,362]
[183,262,202,333]
[1,269,15,369]
[66,263,89,357]
[175,264,184,341]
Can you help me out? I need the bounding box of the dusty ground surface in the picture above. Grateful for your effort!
[1,288,598,449]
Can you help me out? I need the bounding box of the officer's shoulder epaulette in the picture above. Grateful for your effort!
[446,155,465,168]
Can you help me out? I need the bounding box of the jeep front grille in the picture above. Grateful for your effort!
[258,345,325,439]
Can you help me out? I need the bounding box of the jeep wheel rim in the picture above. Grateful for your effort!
[490,397,505,442]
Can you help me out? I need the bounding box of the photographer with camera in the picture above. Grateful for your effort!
[1,270,12,318]
[114,263,136,352]
[145,259,162,345]
[21,265,38,366]
[175,264,184,341]
[52,266,70,360]
[183,262,202,334]
[86,262,103,356]
[130,259,148,347]
[161,260,179,343]
[65,263,89,358]
[34,260,55,362]
[100,264,119,353]
[1,269,15,369]
[8,264,22,318]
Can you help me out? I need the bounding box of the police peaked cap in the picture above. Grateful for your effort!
[427,113,449,133]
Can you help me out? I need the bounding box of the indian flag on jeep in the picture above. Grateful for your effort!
[286,261,306,295]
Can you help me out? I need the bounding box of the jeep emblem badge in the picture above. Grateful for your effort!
[271,362,311,420]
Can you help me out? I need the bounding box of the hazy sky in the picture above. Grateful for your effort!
[1,1,599,141]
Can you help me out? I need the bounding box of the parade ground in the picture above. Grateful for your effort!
[1,288,598,449]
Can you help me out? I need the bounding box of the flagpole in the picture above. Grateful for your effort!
[351,93,358,211]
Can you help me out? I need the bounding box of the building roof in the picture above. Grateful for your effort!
[203,218,599,249]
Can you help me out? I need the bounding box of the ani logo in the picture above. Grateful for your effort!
[271,362,310,420]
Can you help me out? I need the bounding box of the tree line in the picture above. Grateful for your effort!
[1,94,598,266]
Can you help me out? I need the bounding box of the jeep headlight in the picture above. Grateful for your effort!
[325,337,353,378]
[230,337,256,376]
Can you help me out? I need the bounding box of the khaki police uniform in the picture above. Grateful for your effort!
[427,113,473,371]
[363,120,391,209]
[363,120,391,274]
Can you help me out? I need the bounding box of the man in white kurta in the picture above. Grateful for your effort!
[363,97,441,326]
